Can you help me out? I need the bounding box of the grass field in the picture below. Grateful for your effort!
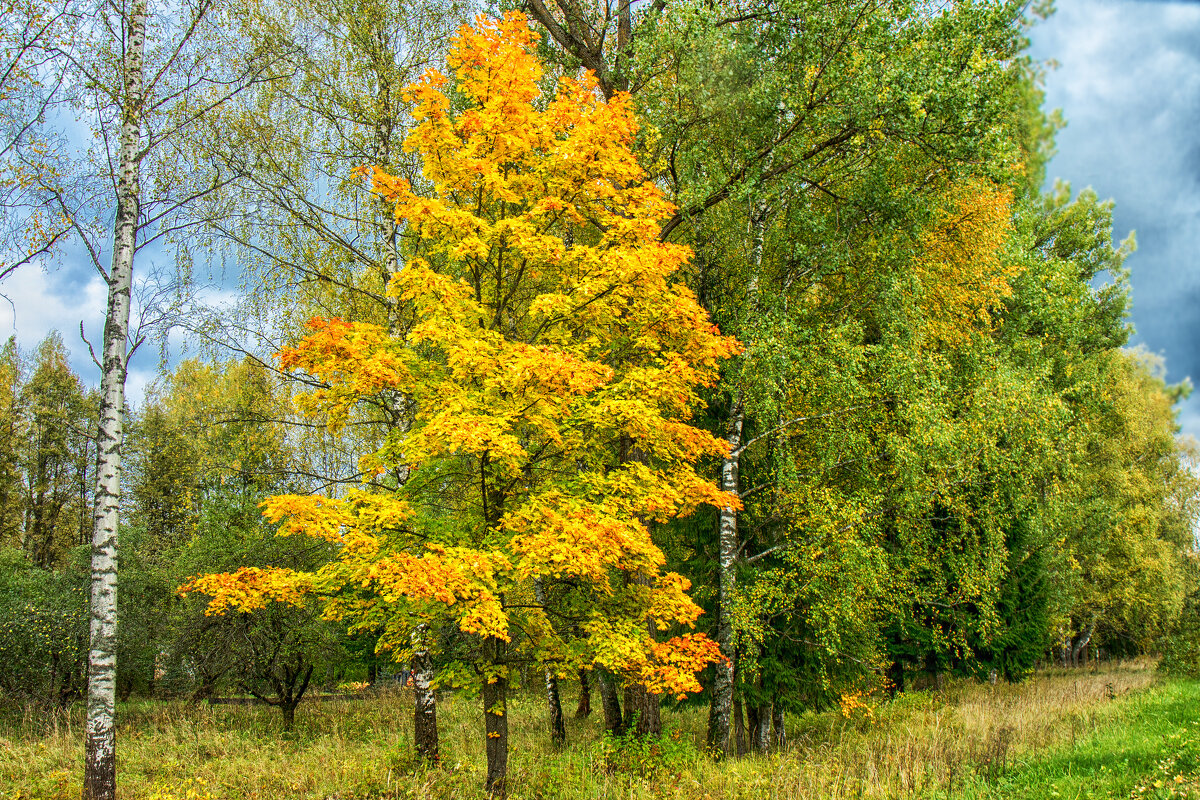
[1,660,1196,799]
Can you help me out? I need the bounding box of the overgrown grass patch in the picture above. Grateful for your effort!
[948,675,1200,799]
[1,660,1194,799]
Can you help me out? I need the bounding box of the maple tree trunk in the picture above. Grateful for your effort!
[622,683,662,738]
[84,2,145,797]
[574,669,591,718]
[706,398,744,758]
[482,636,508,798]
[616,436,663,738]
[411,628,439,764]
[597,671,624,735]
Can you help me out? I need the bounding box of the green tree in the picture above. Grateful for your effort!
[0,338,25,548]
[172,491,347,730]
[1057,351,1196,659]
[0,545,88,706]
[121,356,303,702]
[19,332,93,569]
[186,16,734,793]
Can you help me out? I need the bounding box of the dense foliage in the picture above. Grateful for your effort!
[0,0,1196,796]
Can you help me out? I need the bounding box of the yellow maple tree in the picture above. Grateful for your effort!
[183,13,736,791]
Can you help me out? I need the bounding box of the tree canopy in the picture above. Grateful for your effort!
[0,3,1195,798]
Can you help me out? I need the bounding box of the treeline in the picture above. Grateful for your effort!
[2,0,1200,797]
[0,352,357,712]
[0,334,94,705]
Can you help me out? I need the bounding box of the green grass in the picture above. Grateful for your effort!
[1,660,1197,799]
[948,677,1200,799]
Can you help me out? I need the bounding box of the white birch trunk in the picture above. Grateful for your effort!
[1073,617,1097,668]
[374,113,404,336]
[411,624,439,763]
[83,2,146,797]
[533,577,566,746]
[706,399,743,757]
[706,200,767,758]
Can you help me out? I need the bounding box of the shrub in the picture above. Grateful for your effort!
[1159,595,1200,678]
[0,545,87,705]
[597,723,702,780]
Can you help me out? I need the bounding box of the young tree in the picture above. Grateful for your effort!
[0,338,25,548]
[1057,350,1195,658]
[174,491,346,731]
[187,13,733,795]
[187,3,469,740]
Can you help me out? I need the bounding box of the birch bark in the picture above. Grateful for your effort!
[533,578,566,746]
[771,702,786,749]
[706,399,743,756]
[1073,618,1097,668]
[83,1,146,797]
[411,624,439,764]
[706,200,767,758]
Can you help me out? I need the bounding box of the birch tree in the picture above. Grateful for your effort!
[0,0,78,279]
[70,4,148,793]
[0,1,284,795]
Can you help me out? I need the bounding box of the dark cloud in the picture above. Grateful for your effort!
[1030,0,1200,435]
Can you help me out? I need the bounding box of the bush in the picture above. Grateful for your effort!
[0,545,87,705]
[597,724,702,780]
[1160,598,1200,678]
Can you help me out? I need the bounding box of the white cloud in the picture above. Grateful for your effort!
[0,262,106,362]
[0,262,165,408]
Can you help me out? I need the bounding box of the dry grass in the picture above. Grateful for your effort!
[0,659,1163,800]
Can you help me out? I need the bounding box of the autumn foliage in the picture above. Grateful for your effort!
[7,0,1200,798]
[185,11,733,716]
[914,180,1019,344]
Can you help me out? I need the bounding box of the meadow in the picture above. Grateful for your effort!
[3,659,1197,800]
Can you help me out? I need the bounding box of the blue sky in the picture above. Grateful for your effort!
[6,0,1200,434]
